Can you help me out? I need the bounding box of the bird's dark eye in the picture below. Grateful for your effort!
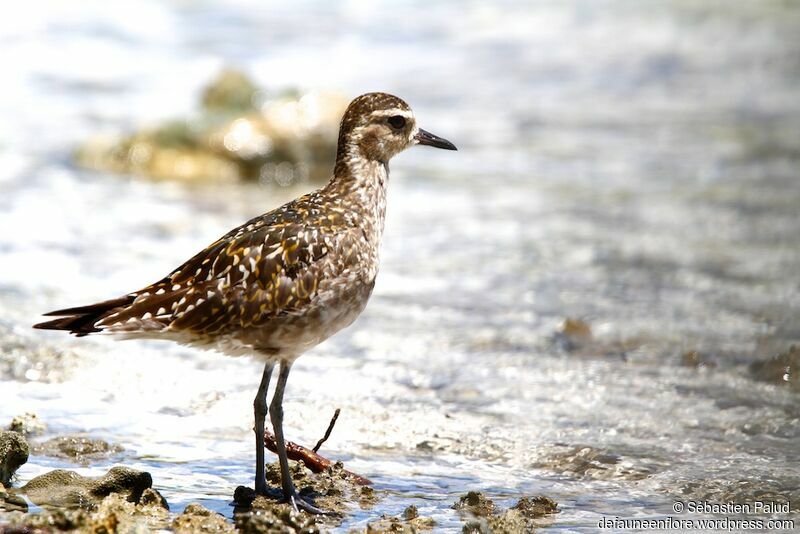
[387,115,406,129]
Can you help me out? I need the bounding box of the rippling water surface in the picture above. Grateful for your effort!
[2,1,799,531]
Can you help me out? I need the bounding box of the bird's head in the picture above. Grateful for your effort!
[337,92,456,164]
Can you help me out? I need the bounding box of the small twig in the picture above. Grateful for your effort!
[264,408,372,485]
[313,408,340,453]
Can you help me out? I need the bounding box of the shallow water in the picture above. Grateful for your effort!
[2,1,799,531]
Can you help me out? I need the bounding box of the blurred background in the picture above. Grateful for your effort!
[1,0,799,531]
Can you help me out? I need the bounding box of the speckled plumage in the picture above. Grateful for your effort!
[34,92,456,512]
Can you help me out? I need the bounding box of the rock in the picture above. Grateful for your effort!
[555,317,593,351]
[34,435,123,463]
[359,485,379,507]
[364,505,436,533]
[235,496,320,533]
[550,318,640,359]
[7,507,91,531]
[457,494,559,534]
[750,345,800,391]
[0,431,29,486]
[232,459,370,531]
[453,491,495,517]
[0,480,28,512]
[140,487,170,510]
[173,502,234,533]
[7,491,172,532]
[201,69,261,113]
[74,69,348,185]
[679,478,798,512]
[681,350,716,368]
[512,495,558,518]
[7,412,46,437]
[19,466,153,509]
[402,504,419,521]
[532,444,662,481]
[462,509,529,534]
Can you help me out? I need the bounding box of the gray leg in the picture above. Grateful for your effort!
[269,361,329,514]
[254,362,274,495]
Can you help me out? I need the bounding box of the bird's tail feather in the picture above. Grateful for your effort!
[33,295,136,337]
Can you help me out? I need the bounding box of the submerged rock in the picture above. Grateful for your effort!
[681,350,716,369]
[0,431,29,486]
[173,502,234,533]
[550,318,639,359]
[7,412,46,437]
[532,444,659,481]
[749,345,800,391]
[19,466,157,509]
[552,318,593,352]
[34,435,124,463]
[678,478,798,513]
[455,493,558,534]
[75,68,348,185]
[512,496,558,518]
[453,491,496,517]
[365,505,436,532]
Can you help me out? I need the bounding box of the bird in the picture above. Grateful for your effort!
[34,92,457,514]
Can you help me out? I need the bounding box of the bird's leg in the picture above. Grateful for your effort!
[269,361,330,515]
[254,361,274,495]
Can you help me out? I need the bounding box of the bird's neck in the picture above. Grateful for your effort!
[327,144,390,241]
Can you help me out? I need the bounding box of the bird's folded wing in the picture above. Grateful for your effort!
[96,214,362,335]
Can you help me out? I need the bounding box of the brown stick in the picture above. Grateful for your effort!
[264,410,372,485]
[313,408,340,453]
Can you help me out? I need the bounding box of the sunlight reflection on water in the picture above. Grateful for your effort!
[2,0,799,531]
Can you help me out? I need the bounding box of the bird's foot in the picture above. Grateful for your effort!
[231,484,281,507]
[283,492,334,516]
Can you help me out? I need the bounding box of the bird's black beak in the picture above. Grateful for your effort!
[415,129,457,151]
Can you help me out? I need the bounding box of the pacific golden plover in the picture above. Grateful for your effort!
[34,92,457,514]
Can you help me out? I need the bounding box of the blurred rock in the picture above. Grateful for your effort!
[533,444,662,481]
[453,491,495,517]
[365,506,436,532]
[34,435,123,463]
[75,69,348,185]
[679,478,798,512]
[555,318,593,351]
[7,412,46,437]
[455,492,558,533]
[0,480,29,512]
[140,487,170,510]
[7,491,171,532]
[551,318,640,359]
[358,484,379,507]
[749,345,800,391]
[0,431,29,486]
[19,466,155,508]
[512,496,558,518]
[173,502,234,533]
[201,68,261,113]
[681,350,716,369]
